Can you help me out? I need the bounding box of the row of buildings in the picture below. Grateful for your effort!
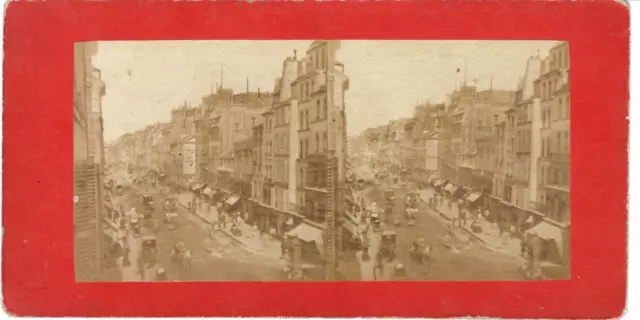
[354,42,571,266]
[112,41,352,277]
[73,42,112,281]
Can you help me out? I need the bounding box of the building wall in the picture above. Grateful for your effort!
[73,42,105,281]
[288,99,299,208]
[74,118,89,162]
[528,97,542,208]
[182,137,196,176]
[424,138,439,171]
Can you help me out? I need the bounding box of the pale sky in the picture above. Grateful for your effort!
[92,40,559,142]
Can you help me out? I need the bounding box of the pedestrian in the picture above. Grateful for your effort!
[123,244,131,267]
[220,213,227,229]
[280,236,287,259]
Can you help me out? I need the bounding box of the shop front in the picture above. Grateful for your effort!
[458,167,473,188]
[487,196,504,222]
[216,170,232,193]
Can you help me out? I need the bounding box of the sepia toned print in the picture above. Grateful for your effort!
[73,40,570,282]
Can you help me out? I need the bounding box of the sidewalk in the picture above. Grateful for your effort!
[177,193,282,258]
[418,189,522,257]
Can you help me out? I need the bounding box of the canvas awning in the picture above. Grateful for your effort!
[287,223,324,243]
[526,221,564,257]
[342,214,359,234]
[466,192,482,203]
[225,195,241,206]
[202,187,214,196]
[527,221,562,241]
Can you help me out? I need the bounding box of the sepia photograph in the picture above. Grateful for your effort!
[74,40,571,282]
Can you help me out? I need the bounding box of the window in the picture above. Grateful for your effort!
[542,83,547,100]
[315,51,319,69]
[546,137,551,155]
[322,48,327,69]
[556,132,561,152]
[305,110,310,128]
[299,111,304,129]
[323,132,328,150]
[315,133,320,153]
[542,138,546,157]
[564,131,569,152]
[299,141,303,158]
[323,98,328,119]
[304,139,309,157]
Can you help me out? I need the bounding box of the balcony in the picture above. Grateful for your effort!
[304,175,328,192]
[530,201,549,215]
[545,183,570,193]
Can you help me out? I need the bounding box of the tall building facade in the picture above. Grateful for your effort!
[536,42,571,224]
[73,42,109,281]
[295,41,349,225]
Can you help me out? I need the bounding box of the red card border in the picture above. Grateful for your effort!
[2,1,629,318]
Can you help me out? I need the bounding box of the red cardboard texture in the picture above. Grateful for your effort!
[2,1,628,318]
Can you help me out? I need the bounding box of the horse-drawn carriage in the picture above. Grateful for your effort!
[163,197,179,230]
[130,217,141,236]
[384,189,395,202]
[170,243,192,271]
[404,192,420,226]
[140,236,158,265]
[370,211,381,232]
[142,195,154,219]
[377,230,397,262]
[409,237,433,268]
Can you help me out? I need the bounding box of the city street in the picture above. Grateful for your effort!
[363,182,524,281]
[116,186,283,281]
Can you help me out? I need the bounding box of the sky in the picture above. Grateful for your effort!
[92,40,559,142]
